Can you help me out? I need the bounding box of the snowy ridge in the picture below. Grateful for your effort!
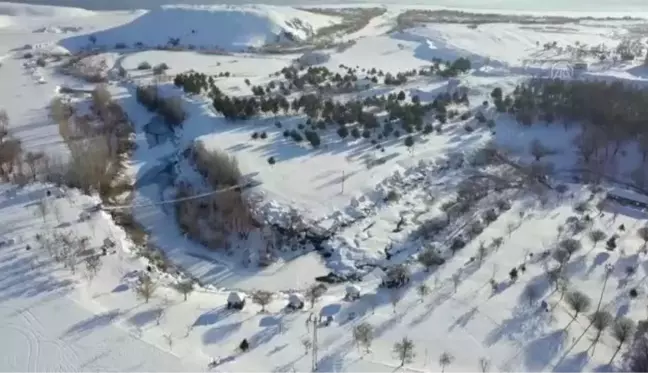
[59,5,341,52]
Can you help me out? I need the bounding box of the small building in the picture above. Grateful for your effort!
[227,291,246,310]
[287,293,304,310]
[345,285,361,301]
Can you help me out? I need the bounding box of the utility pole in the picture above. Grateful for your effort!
[311,312,318,372]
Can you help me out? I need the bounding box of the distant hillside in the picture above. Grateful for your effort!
[58,5,340,52]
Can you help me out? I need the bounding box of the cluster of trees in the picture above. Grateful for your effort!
[492,79,648,185]
[135,85,186,126]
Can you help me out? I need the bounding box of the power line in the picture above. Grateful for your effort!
[97,181,259,211]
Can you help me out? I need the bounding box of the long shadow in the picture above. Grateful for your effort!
[63,309,122,340]
[523,330,567,372]
[202,321,242,345]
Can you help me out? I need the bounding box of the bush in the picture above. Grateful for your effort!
[351,128,361,139]
[192,141,242,188]
[152,63,169,75]
[630,288,639,298]
[290,130,303,142]
[283,129,290,137]
[268,157,276,165]
[260,132,267,139]
[251,132,259,140]
[482,208,498,223]
[496,199,511,211]
[35,57,47,67]
[337,126,349,139]
[468,220,484,237]
[115,42,127,49]
[418,248,445,270]
[137,61,152,70]
[304,130,320,147]
[157,96,185,126]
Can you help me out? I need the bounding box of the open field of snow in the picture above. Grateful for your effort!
[4,2,648,372]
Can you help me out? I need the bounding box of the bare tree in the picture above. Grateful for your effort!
[417,283,430,303]
[439,352,454,373]
[352,322,374,354]
[553,249,570,270]
[565,290,591,330]
[479,357,491,373]
[491,237,503,251]
[638,226,648,248]
[252,290,273,312]
[390,289,402,313]
[610,317,635,364]
[174,280,194,301]
[452,272,461,293]
[560,238,582,258]
[83,254,102,282]
[477,241,488,266]
[163,334,173,350]
[301,338,312,355]
[417,248,443,271]
[590,310,613,354]
[305,284,326,309]
[134,274,157,303]
[36,198,48,222]
[588,229,606,249]
[393,337,415,367]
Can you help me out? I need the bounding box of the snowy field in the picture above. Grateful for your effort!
[2,1,648,372]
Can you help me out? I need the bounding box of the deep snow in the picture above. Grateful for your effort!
[2,2,648,372]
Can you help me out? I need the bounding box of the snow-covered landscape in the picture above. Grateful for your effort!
[4,1,648,372]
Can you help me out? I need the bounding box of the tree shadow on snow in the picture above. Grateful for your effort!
[193,306,232,327]
[63,309,122,340]
[552,351,589,372]
[128,307,163,328]
[523,330,567,371]
[202,321,242,345]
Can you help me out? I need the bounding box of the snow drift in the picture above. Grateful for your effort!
[59,5,340,52]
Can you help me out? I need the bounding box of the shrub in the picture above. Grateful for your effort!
[137,61,152,70]
[351,128,361,139]
[386,190,400,202]
[192,141,241,187]
[290,130,303,142]
[35,57,47,67]
[157,96,186,126]
[304,130,320,147]
[418,248,445,270]
[268,157,276,165]
[152,63,169,75]
[260,132,267,139]
[482,208,498,223]
[496,199,511,211]
[283,129,290,137]
[337,126,349,139]
[115,42,127,49]
[468,220,484,237]
[630,288,639,298]
[251,132,259,140]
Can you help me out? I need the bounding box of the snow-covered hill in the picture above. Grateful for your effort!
[59,5,341,52]
[4,2,648,373]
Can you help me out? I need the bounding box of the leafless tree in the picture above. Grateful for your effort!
[491,237,503,251]
[155,308,165,326]
[301,338,312,355]
[590,310,613,354]
[610,317,635,364]
[174,280,194,301]
[305,284,326,309]
[36,198,48,222]
[163,334,173,350]
[565,290,591,330]
[393,337,415,367]
[588,229,606,248]
[479,357,491,373]
[638,226,648,248]
[439,352,454,373]
[560,238,582,258]
[452,272,461,293]
[134,274,157,303]
[352,322,374,354]
[477,241,488,266]
[417,283,430,302]
[390,289,402,313]
[418,248,442,271]
[83,254,102,282]
[252,290,273,312]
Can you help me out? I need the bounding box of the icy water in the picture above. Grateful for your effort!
[10,0,648,12]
